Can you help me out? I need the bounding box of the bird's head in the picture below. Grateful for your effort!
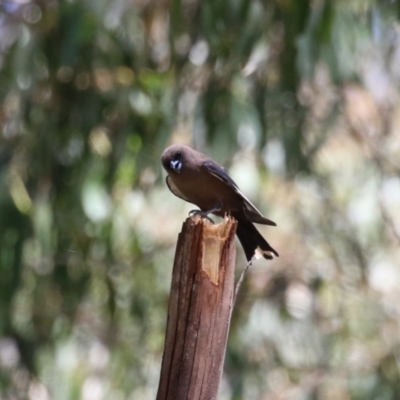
[161,145,188,174]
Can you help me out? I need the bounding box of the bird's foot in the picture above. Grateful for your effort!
[189,209,215,223]
[188,201,223,224]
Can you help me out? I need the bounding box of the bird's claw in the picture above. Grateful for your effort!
[189,209,215,224]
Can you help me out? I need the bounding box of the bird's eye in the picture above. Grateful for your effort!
[175,151,182,159]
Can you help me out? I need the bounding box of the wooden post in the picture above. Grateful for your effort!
[157,216,237,400]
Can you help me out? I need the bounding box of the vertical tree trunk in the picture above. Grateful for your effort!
[157,216,237,400]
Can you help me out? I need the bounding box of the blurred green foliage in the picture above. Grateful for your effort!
[1,0,400,399]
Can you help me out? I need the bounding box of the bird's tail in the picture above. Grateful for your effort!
[236,218,279,261]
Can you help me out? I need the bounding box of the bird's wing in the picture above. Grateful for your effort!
[201,161,239,190]
[166,176,190,202]
[202,160,276,226]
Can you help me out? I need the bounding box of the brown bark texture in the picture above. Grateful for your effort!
[156,216,237,400]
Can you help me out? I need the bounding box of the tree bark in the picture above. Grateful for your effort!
[157,216,237,400]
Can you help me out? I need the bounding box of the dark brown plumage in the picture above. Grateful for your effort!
[161,144,278,261]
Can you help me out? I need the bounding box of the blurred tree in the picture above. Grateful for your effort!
[0,0,400,399]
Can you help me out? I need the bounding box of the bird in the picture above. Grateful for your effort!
[161,144,278,261]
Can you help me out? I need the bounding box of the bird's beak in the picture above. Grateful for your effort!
[170,160,182,173]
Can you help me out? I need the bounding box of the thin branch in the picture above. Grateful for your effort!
[234,259,252,305]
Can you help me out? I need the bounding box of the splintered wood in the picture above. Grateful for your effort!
[201,218,235,285]
[156,216,237,400]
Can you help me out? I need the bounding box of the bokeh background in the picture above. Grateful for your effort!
[1,0,400,399]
